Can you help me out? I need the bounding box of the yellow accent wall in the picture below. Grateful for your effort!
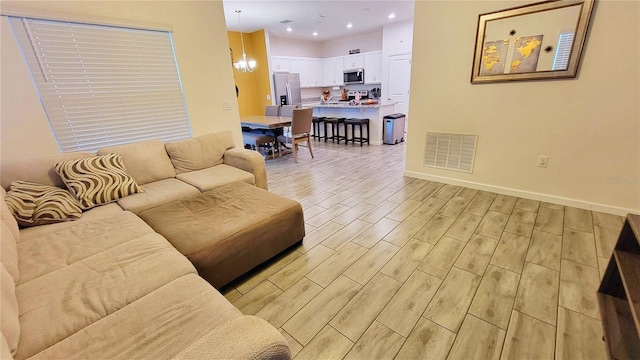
[1,0,242,159]
[228,29,270,117]
[405,0,640,213]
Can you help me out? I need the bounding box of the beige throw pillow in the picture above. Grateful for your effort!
[54,153,142,210]
[4,181,82,227]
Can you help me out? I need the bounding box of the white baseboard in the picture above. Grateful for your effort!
[404,171,639,216]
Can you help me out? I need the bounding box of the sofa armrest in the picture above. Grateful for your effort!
[172,316,291,360]
[223,149,268,190]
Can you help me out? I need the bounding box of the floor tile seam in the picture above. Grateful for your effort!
[531,226,564,236]
[341,243,403,285]
[269,248,335,291]
[522,259,561,274]
[408,315,458,360]
[421,267,483,333]
[557,305,603,324]
[511,263,559,328]
[321,324,356,353]
[256,279,322,325]
[333,279,403,344]
[559,254,600,270]
[501,227,535,238]
[320,223,371,247]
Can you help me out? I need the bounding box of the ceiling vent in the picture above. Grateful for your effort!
[424,132,478,173]
[279,19,292,24]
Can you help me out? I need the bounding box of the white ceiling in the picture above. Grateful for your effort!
[222,0,415,41]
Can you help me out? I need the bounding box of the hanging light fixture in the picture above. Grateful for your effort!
[233,10,256,73]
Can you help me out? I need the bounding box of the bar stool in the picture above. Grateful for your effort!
[323,117,347,143]
[345,118,370,146]
[311,117,326,140]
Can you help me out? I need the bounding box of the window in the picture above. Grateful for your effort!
[552,31,575,71]
[7,16,192,152]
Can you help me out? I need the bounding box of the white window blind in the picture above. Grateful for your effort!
[8,16,192,152]
[552,32,575,71]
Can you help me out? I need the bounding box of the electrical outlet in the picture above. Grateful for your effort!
[266,95,271,100]
[537,155,549,168]
[223,101,232,111]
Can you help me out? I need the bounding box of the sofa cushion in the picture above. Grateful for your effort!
[116,178,200,214]
[17,211,155,285]
[1,223,19,284]
[139,182,305,288]
[1,334,12,360]
[165,131,235,174]
[15,233,196,359]
[18,203,123,241]
[97,140,176,185]
[1,265,19,356]
[4,181,82,227]
[0,151,95,190]
[176,164,255,192]
[27,274,242,360]
[173,316,291,360]
[1,189,20,241]
[54,153,142,210]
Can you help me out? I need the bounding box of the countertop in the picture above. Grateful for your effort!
[304,101,396,109]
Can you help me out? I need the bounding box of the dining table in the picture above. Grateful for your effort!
[240,115,292,158]
[240,115,292,130]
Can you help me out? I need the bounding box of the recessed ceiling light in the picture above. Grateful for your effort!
[312,31,318,36]
[286,26,293,33]
[346,23,353,29]
[388,13,396,19]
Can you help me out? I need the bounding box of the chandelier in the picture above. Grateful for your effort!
[234,10,256,73]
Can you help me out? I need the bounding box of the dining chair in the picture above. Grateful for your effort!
[279,105,297,117]
[265,105,280,116]
[276,108,314,163]
[277,104,298,147]
[242,132,277,158]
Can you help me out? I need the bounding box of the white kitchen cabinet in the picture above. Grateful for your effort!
[289,57,308,85]
[323,56,344,86]
[309,59,324,87]
[343,53,364,69]
[364,51,382,84]
[271,56,290,72]
[290,57,323,87]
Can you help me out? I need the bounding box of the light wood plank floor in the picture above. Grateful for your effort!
[222,140,622,360]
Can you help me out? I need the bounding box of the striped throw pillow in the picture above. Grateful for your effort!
[5,181,82,227]
[54,153,142,210]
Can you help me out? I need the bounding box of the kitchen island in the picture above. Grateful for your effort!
[308,102,397,145]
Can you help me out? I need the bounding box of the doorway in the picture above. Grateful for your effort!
[387,53,412,139]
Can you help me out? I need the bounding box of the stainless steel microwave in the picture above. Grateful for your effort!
[343,69,364,84]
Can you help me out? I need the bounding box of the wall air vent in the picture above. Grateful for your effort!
[424,132,478,173]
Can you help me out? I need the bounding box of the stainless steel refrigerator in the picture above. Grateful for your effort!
[273,72,302,106]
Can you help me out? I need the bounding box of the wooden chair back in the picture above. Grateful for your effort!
[291,108,313,137]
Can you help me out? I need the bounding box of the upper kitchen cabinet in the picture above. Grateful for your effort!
[323,56,344,86]
[271,56,291,72]
[364,51,382,84]
[343,53,364,69]
[290,57,323,87]
[309,59,323,87]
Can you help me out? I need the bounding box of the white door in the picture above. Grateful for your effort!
[387,53,412,117]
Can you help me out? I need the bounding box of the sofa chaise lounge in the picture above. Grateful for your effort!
[0,131,304,359]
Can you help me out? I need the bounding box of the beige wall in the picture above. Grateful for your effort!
[0,0,242,159]
[406,0,640,214]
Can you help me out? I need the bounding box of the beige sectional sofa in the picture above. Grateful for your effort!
[0,131,297,359]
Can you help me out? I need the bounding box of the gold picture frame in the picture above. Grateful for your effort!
[471,0,595,83]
